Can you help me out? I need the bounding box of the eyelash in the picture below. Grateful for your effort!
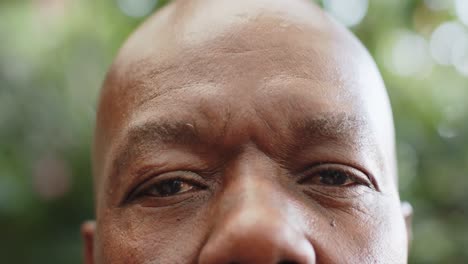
[298,164,373,188]
[123,164,374,205]
[125,171,207,202]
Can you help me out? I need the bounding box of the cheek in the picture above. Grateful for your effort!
[300,195,408,263]
[364,200,409,262]
[96,204,210,264]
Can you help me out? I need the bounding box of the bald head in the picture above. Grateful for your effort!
[85,1,410,263]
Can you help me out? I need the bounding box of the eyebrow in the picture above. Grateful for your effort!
[293,113,367,143]
[110,113,370,178]
[127,120,200,146]
[110,120,201,176]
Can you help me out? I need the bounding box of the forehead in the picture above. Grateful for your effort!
[109,0,363,103]
[110,23,365,113]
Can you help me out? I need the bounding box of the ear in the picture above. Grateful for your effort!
[401,202,413,249]
[81,221,96,264]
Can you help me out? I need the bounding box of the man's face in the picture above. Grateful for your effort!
[85,0,411,263]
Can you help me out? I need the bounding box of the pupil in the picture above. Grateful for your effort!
[159,180,182,196]
[319,170,348,185]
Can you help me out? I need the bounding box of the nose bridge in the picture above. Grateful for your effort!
[198,151,316,264]
[225,166,283,216]
[222,172,289,235]
[216,150,292,234]
[217,146,281,208]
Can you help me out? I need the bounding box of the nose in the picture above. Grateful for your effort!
[198,182,316,264]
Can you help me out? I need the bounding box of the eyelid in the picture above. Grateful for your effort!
[123,170,206,204]
[298,163,375,189]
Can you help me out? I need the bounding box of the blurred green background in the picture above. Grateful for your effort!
[1,0,467,263]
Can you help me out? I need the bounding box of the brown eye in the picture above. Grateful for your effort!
[300,164,371,188]
[144,179,196,197]
[317,170,354,186]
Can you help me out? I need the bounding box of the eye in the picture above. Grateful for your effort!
[124,170,209,205]
[300,164,372,188]
[143,179,196,197]
[316,170,355,186]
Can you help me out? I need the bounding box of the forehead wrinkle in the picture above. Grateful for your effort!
[115,23,347,111]
[119,59,187,108]
[119,50,336,118]
[107,7,353,113]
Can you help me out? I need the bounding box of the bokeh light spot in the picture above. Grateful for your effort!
[323,0,368,27]
[429,21,467,65]
[451,32,468,76]
[455,0,468,26]
[391,31,432,76]
[437,122,458,139]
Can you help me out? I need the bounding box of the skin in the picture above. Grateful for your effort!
[82,0,413,263]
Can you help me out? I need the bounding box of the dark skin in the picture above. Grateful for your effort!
[82,0,413,263]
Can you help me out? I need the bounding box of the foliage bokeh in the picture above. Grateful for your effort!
[1,0,467,263]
